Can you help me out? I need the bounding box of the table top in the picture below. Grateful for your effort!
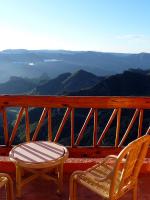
[9,141,68,168]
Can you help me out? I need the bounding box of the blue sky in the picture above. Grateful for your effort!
[0,0,150,53]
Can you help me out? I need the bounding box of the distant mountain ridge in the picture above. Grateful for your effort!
[0,69,102,95]
[0,49,150,82]
[69,69,150,96]
[33,72,71,95]
[33,70,103,95]
[0,68,149,96]
[0,76,37,94]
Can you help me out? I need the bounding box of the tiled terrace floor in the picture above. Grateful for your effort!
[1,173,150,200]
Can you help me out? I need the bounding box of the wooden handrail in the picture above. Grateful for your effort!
[0,96,149,108]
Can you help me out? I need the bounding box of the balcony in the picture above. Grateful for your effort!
[0,96,150,199]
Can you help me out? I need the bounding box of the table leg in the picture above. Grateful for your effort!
[57,163,63,194]
[16,165,22,198]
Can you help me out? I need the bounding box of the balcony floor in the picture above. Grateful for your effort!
[1,173,150,200]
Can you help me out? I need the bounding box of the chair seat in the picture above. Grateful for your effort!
[77,162,121,199]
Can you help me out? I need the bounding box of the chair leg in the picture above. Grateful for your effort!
[57,164,64,194]
[133,182,138,200]
[73,179,77,200]
[2,174,14,200]
[69,174,77,200]
[16,165,22,198]
[6,177,14,200]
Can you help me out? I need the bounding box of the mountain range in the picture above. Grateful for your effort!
[69,69,150,96]
[0,49,150,82]
[0,69,102,95]
[0,68,149,146]
[0,76,36,94]
[0,68,149,97]
[33,70,103,95]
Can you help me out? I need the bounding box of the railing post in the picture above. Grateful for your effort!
[93,109,98,147]
[71,108,75,147]
[115,108,121,147]
[25,107,30,142]
[2,108,9,146]
[138,109,143,138]
[48,108,52,141]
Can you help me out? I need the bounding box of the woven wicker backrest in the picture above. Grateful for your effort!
[109,135,150,199]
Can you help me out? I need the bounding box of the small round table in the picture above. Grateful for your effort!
[9,141,68,197]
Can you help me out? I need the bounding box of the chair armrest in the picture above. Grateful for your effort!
[0,177,8,188]
[0,173,13,188]
[0,173,14,200]
[0,173,13,180]
[101,155,117,163]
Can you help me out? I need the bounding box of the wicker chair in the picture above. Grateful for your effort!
[69,135,150,200]
[0,173,14,200]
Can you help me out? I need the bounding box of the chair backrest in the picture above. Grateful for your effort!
[109,135,150,199]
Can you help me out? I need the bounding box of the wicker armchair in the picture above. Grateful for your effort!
[70,135,150,200]
[0,173,14,200]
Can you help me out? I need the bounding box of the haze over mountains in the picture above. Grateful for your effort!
[1,49,150,83]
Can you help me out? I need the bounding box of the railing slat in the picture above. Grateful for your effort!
[75,108,94,146]
[32,108,48,141]
[97,109,118,146]
[119,109,140,147]
[146,126,150,135]
[9,107,25,146]
[54,108,72,142]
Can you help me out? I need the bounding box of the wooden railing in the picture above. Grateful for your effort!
[0,96,149,151]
